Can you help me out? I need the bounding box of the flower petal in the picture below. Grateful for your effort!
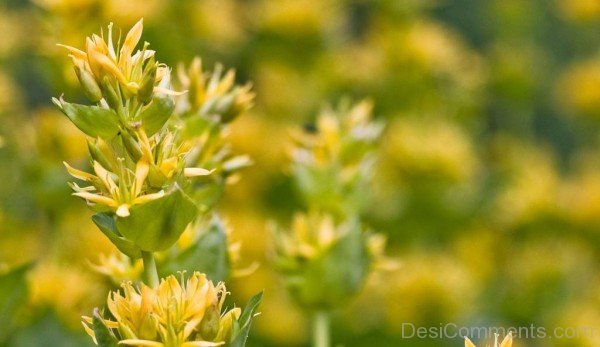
[464,337,476,347]
[119,339,163,347]
[184,168,215,177]
[121,19,144,60]
[64,161,96,181]
[116,204,131,217]
[73,192,118,206]
[132,190,165,205]
[500,333,512,347]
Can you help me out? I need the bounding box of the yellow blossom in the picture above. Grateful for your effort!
[465,333,512,347]
[83,272,241,347]
[89,253,144,285]
[58,19,166,97]
[177,57,254,122]
[65,159,163,217]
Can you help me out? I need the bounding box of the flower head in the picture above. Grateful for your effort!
[290,99,384,216]
[272,213,394,309]
[57,21,221,254]
[465,333,513,347]
[83,272,241,346]
[177,57,254,123]
[58,19,173,103]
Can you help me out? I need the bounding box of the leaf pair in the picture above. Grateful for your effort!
[159,217,230,282]
[53,95,174,139]
[282,220,372,310]
[93,187,197,255]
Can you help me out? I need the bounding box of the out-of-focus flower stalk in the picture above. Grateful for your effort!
[272,100,395,347]
[313,311,330,347]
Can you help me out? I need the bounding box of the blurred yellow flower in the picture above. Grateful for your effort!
[384,253,475,328]
[30,262,104,328]
[89,252,143,285]
[559,150,600,223]
[384,116,478,182]
[491,136,560,226]
[557,58,600,117]
[556,0,600,22]
[290,99,383,215]
[250,0,342,37]
[177,57,254,123]
[272,212,394,310]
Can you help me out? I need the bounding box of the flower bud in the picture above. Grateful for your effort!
[214,93,236,118]
[101,77,122,111]
[138,57,157,105]
[87,140,112,171]
[139,314,159,341]
[121,130,142,162]
[74,65,103,102]
[198,303,220,341]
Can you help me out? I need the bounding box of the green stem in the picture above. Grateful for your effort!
[313,311,330,347]
[141,251,159,287]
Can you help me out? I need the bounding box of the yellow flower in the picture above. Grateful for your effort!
[273,213,347,262]
[289,99,384,215]
[291,99,382,169]
[272,212,395,309]
[465,333,513,347]
[275,213,392,266]
[89,252,144,285]
[64,159,163,217]
[177,57,254,123]
[83,272,241,347]
[58,18,184,113]
[59,19,157,94]
[64,130,212,217]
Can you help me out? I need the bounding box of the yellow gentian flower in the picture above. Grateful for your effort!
[465,333,513,347]
[83,272,241,346]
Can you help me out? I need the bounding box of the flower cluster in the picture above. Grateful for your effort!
[289,99,383,216]
[83,272,260,347]
[177,57,254,124]
[172,58,254,212]
[55,19,213,254]
[53,20,261,347]
[465,333,513,347]
[56,20,254,256]
[272,100,394,316]
[272,213,392,309]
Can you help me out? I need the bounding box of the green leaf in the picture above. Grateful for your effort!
[190,180,225,213]
[230,291,263,347]
[139,96,175,136]
[159,216,230,282]
[92,308,118,347]
[52,98,120,139]
[92,213,142,259]
[0,263,31,343]
[183,115,212,138]
[116,186,197,251]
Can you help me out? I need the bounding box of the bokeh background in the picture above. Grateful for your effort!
[2,0,600,346]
